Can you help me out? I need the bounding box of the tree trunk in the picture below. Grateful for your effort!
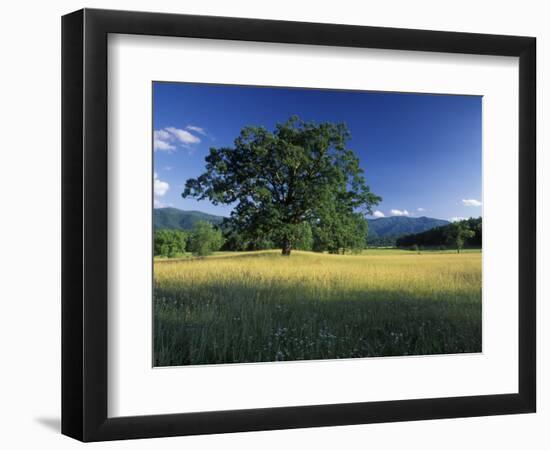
[281,240,292,256]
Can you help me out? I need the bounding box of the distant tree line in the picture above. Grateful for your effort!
[396,217,481,253]
[154,221,224,257]
[156,217,481,257]
[366,235,398,247]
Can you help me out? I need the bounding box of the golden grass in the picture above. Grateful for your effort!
[154,250,482,366]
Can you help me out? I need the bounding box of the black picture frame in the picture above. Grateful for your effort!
[62,8,536,442]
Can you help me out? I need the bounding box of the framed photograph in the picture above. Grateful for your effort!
[62,8,536,442]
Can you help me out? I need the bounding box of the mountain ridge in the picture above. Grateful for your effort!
[153,207,224,231]
[154,207,449,239]
[367,215,450,238]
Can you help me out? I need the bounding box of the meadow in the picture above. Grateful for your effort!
[153,249,482,366]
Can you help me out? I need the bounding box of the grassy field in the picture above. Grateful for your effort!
[154,250,482,366]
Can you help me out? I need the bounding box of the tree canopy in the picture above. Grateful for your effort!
[183,116,380,255]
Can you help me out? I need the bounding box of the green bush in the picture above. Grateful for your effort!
[188,221,224,256]
[154,229,188,258]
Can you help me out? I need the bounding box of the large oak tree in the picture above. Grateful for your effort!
[183,116,381,255]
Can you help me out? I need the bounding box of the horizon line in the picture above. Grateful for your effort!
[154,206,482,223]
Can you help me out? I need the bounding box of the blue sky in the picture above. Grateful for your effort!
[153,82,482,222]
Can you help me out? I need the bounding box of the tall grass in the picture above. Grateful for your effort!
[154,250,481,366]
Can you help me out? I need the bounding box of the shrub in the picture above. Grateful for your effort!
[154,229,187,258]
[188,221,225,256]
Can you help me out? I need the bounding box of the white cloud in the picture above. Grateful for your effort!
[154,129,176,151]
[390,209,410,216]
[154,172,169,197]
[155,129,172,141]
[186,125,207,135]
[462,198,482,207]
[165,127,201,145]
[372,210,385,218]
[153,126,202,151]
[451,216,468,222]
[153,139,176,151]
[417,207,426,212]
